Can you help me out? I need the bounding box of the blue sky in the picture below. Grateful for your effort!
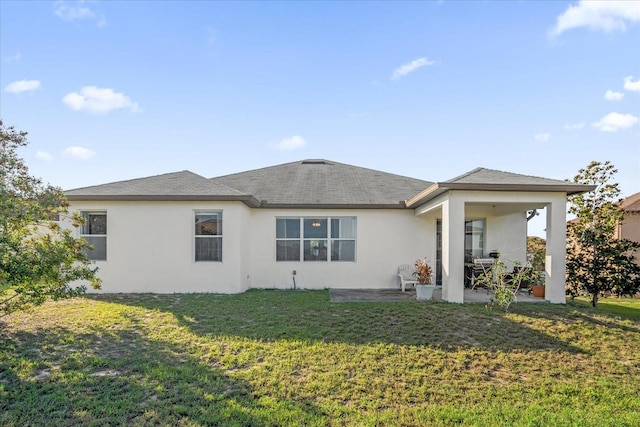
[2,1,639,236]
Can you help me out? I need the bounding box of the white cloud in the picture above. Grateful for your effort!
[63,146,96,160]
[35,151,54,161]
[275,135,307,150]
[391,57,437,81]
[624,76,640,92]
[62,86,140,114]
[5,79,41,94]
[534,133,551,142]
[5,53,21,62]
[564,122,585,130]
[550,1,640,36]
[54,0,94,20]
[604,90,624,101]
[53,1,106,27]
[592,112,638,132]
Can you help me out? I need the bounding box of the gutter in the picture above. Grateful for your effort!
[405,183,596,208]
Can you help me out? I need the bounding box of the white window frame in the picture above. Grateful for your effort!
[80,211,107,261]
[194,211,223,262]
[329,217,357,262]
[275,216,356,262]
[275,217,302,262]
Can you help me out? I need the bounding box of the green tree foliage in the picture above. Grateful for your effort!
[526,236,546,272]
[0,120,101,318]
[566,161,640,307]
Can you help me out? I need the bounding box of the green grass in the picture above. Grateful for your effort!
[1,291,639,426]
[572,296,640,321]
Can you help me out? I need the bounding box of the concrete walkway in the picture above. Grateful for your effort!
[330,287,547,303]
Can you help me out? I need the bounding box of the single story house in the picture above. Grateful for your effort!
[64,159,594,303]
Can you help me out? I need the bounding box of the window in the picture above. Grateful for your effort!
[195,212,222,262]
[81,212,107,261]
[331,217,356,261]
[276,217,356,262]
[464,219,485,262]
[276,218,300,261]
[304,218,328,261]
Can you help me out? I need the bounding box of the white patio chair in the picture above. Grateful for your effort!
[398,264,419,292]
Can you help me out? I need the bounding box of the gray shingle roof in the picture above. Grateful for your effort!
[65,162,595,209]
[445,167,576,186]
[208,159,433,208]
[65,171,260,206]
[406,167,595,207]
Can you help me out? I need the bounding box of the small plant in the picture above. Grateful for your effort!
[476,260,536,311]
[413,257,433,284]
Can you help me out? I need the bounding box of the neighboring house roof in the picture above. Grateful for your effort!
[66,170,261,207]
[621,192,640,213]
[406,167,596,207]
[208,159,433,208]
[65,161,595,209]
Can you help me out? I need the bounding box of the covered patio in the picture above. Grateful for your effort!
[404,168,594,304]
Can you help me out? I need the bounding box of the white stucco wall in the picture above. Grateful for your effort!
[66,201,252,293]
[457,190,564,270]
[465,204,527,269]
[247,208,434,290]
[66,202,435,293]
[67,193,553,295]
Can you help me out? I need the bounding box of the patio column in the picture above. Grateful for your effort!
[545,198,567,304]
[441,196,465,303]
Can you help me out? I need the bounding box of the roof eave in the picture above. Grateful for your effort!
[405,183,596,208]
[65,194,262,207]
[441,182,597,194]
[259,202,408,209]
[405,184,444,208]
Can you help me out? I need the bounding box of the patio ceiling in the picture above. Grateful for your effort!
[465,202,546,217]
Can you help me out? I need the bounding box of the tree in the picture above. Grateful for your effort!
[566,161,640,307]
[526,236,546,272]
[0,120,101,319]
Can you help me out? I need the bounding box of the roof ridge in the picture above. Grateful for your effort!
[65,170,202,192]
[210,158,433,184]
[209,160,303,180]
[445,167,571,184]
[443,167,484,183]
[326,159,433,183]
[484,167,569,182]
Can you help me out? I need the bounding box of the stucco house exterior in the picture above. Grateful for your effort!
[64,159,593,303]
[617,192,640,264]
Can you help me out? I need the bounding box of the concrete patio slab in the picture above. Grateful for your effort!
[329,287,547,303]
[329,288,419,302]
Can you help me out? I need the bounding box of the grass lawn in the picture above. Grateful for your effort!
[572,297,640,321]
[1,291,639,426]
